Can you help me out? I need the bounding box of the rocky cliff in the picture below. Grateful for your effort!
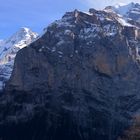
[1,4,140,140]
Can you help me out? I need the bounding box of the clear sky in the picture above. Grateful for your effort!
[0,0,140,39]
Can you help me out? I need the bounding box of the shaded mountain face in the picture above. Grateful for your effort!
[1,4,140,140]
[0,28,38,89]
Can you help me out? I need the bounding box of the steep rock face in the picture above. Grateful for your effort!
[1,9,140,140]
[0,27,38,89]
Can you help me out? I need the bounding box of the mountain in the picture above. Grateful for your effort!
[0,27,38,89]
[1,3,140,140]
[105,2,140,27]
[105,2,136,15]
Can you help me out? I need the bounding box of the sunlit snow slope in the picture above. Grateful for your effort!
[0,27,38,89]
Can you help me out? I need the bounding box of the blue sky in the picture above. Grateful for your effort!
[0,0,140,39]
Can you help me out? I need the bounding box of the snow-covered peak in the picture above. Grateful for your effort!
[4,27,38,49]
[0,27,38,89]
[0,27,38,65]
[104,2,140,27]
[105,2,138,16]
[113,2,135,15]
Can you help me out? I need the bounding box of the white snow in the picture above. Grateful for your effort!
[103,24,117,36]
[82,11,93,16]
[117,17,133,26]
[105,2,140,25]
[113,2,135,15]
[51,47,56,52]
[0,27,38,89]
[95,13,105,21]
[74,10,79,18]
[56,20,75,28]
[130,10,140,14]
[39,48,42,52]
[64,30,72,35]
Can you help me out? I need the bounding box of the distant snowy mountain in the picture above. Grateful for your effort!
[105,2,135,15]
[105,2,140,27]
[0,27,38,89]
